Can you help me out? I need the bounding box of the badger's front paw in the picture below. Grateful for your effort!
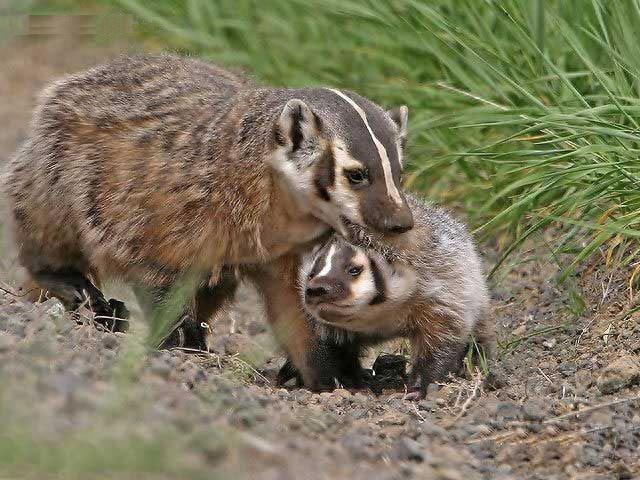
[157,314,209,352]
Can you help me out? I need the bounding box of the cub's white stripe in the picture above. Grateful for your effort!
[317,244,336,277]
[326,88,403,205]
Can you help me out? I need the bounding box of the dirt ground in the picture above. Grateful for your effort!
[1,36,639,480]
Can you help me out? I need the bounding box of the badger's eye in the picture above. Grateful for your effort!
[347,265,363,277]
[345,168,369,186]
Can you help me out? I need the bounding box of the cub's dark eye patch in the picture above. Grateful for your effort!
[344,168,369,186]
[347,264,363,277]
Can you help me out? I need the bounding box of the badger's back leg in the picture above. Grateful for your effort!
[8,167,129,331]
[30,268,129,332]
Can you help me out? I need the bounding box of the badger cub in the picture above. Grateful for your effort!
[295,193,493,394]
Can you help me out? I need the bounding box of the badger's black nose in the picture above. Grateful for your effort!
[305,278,348,304]
[306,286,329,298]
[362,195,414,235]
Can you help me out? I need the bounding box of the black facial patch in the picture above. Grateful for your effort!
[339,92,402,183]
[290,104,304,152]
[368,257,386,305]
[314,148,335,201]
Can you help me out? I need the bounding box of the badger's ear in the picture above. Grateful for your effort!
[274,99,321,152]
[387,105,408,139]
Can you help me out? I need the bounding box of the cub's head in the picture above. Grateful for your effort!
[270,88,413,238]
[300,235,417,334]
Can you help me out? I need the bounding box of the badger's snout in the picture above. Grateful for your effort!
[304,275,348,305]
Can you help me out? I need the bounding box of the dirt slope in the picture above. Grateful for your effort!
[1,36,638,480]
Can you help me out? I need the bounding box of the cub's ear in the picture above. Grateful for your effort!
[274,99,321,152]
[387,105,408,140]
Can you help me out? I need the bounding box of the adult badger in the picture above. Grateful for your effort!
[6,54,413,390]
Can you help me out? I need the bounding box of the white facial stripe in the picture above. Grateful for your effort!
[333,144,365,170]
[317,244,336,277]
[326,88,403,206]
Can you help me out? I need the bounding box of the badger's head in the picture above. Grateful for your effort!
[269,88,413,239]
[299,235,418,335]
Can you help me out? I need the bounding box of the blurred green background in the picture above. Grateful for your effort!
[1,1,640,478]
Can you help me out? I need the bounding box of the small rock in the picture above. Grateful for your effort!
[484,365,507,391]
[377,411,407,426]
[213,333,260,360]
[387,397,407,411]
[525,422,542,433]
[275,388,289,399]
[574,369,594,394]
[522,399,546,421]
[333,388,352,399]
[340,433,377,460]
[558,362,576,376]
[101,333,119,350]
[57,320,74,336]
[495,401,522,421]
[420,422,448,438]
[351,408,368,420]
[393,437,424,462]
[597,354,640,394]
[581,445,601,466]
[512,324,526,336]
[293,389,311,404]
[44,298,66,319]
[418,399,435,411]
[319,392,333,401]
[436,467,464,480]
[353,392,369,403]
[542,338,557,349]
[424,383,439,399]
[149,357,172,379]
[0,333,17,352]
